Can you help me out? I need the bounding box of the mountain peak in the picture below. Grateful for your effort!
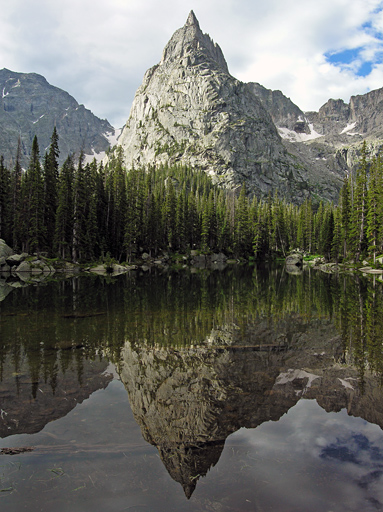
[160,11,229,74]
[185,10,200,29]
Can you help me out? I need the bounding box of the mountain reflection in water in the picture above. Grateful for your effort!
[1,265,383,510]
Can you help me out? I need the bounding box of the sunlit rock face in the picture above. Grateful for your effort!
[117,317,383,497]
[251,81,383,175]
[116,11,343,204]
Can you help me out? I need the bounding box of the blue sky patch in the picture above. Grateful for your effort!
[325,47,373,77]
[358,61,373,76]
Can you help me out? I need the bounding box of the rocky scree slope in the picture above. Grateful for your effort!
[116,11,344,204]
[0,68,115,167]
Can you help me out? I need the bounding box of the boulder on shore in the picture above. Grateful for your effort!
[285,253,303,267]
[0,239,14,260]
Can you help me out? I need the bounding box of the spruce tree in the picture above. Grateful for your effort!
[234,186,250,255]
[72,151,89,262]
[54,154,75,260]
[43,127,59,253]
[0,155,11,243]
[340,176,351,259]
[24,136,45,254]
[367,154,383,264]
[350,141,368,261]
[11,137,23,251]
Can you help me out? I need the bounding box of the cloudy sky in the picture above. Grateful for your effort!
[1,0,383,128]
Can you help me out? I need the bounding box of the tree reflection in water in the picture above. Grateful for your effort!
[1,264,383,504]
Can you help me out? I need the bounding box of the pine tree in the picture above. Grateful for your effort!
[367,154,383,263]
[175,187,187,251]
[106,148,127,260]
[124,168,140,261]
[234,185,250,255]
[340,176,351,259]
[331,206,342,262]
[216,190,231,253]
[24,136,46,254]
[320,204,335,261]
[350,141,368,261]
[0,155,11,243]
[82,161,98,261]
[94,162,108,258]
[54,155,75,259]
[72,151,89,262]
[43,127,59,253]
[200,190,216,252]
[163,177,177,249]
[11,137,23,251]
[186,189,199,251]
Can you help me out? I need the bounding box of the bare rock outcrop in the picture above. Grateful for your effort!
[116,12,343,204]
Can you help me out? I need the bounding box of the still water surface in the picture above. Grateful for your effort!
[1,265,383,511]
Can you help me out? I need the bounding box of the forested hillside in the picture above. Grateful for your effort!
[0,130,381,265]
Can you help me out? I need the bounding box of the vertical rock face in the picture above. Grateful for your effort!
[116,11,343,203]
[247,82,308,133]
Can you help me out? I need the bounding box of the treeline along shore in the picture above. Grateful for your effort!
[0,129,382,267]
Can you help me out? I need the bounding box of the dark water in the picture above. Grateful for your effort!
[1,265,383,511]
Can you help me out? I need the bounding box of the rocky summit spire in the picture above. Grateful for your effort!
[185,10,200,28]
[160,11,229,74]
[116,12,344,203]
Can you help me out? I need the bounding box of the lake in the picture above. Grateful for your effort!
[1,264,383,511]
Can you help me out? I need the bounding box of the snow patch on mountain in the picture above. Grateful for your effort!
[107,127,121,147]
[340,122,357,135]
[278,124,322,142]
[84,128,120,165]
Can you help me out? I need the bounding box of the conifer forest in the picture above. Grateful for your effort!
[0,129,381,264]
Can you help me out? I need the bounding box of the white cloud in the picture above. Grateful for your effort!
[0,0,382,126]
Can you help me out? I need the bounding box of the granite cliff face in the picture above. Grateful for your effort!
[3,11,382,202]
[116,12,343,204]
[0,68,115,167]
[117,11,383,203]
[251,82,383,175]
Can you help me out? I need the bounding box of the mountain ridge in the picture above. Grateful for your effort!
[1,11,383,204]
[0,68,115,167]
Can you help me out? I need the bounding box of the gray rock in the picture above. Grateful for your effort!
[14,259,54,274]
[285,253,303,266]
[0,68,115,167]
[5,253,28,266]
[0,239,14,259]
[210,253,227,263]
[114,12,343,204]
